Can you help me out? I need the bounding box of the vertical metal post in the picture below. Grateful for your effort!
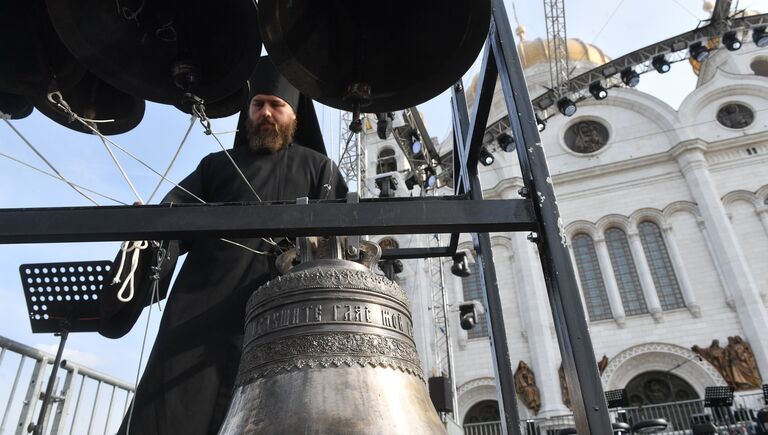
[32,330,69,435]
[67,374,86,435]
[103,386,117,435]
[17,358,47,435]
[489,1,612,433]
[2,357,27,433]
[51,366,79,435]
[453,80,522,435]
[85,381,102,435]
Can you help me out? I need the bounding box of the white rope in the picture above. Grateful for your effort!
[147,115,196,203]
[0,150,128,204]
[112,240,149,302]
[97,135,144,204]
[3,119,100,206]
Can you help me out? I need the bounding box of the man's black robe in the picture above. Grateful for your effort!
[99,143,348,434]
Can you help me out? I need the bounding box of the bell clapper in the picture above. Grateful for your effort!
[173,60,213,134]
[343,82,371,133]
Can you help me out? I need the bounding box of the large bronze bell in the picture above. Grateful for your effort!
[258,0,491,112]
[0,1,85,96]
[46,0,262,107]
[219,242,446,434]
[30,72,145,135]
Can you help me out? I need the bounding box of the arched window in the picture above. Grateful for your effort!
[638,222,685,310]
[463,400,500,424]
[605,228,648,315]
[461,269,488,339]
[571,234,612,321]
[376,148,397,174]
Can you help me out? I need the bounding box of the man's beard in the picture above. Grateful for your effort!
[247,117,297,153]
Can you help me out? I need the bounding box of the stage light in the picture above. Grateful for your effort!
[411,140,423,158]
[588,81,608,100]
[652,55,671,74]
[479,147,494,166]
[450,252,471,277]
[404,171,417,190]
[375,175,398,198]
[753,27,768,48]
[376,112,393,139]
[722,31,742,51]
[459,301,484,330]
[620,68,640,87]
[496,133,514,152]
[557,97,577,117]
[536,115,546,132]
[424,167,438,189]
[689,42,711,63]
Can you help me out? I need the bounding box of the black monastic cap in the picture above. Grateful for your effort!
[233,56,326,155]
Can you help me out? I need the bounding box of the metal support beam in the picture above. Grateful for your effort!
[0,198,535,244]
[452,57,522,435]
[490,0,612,433]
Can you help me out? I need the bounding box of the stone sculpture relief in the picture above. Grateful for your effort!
[514,361,541,414]
[692,336,762,391]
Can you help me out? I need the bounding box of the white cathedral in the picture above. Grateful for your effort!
[359,26,768,430]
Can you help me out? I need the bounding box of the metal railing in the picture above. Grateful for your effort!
[516,392,767,435]
[0,335,134,435]
[464,420,503,435]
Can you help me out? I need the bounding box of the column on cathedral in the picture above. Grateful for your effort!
[661,225,701,316]
[593,236,628,327]
[758,205,768,238]
[627,230,663,320]
[697,218,735,307]
[405,237,440,378]
[674,142,768,378]
[509,230,570,417]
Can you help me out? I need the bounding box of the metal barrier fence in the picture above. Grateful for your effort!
[0,335,134,435]
[514,392,766,435]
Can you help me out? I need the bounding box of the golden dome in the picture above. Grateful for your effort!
[463,37,609,103]
[517,37,610,69]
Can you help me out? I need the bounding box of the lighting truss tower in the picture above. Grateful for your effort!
[543,0,570,97]
[337,110,365,193]
[427,198,459,417]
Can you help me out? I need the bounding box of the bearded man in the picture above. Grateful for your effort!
[98,57,348,435]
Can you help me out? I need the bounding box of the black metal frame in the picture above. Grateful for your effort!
[0,2,611,433]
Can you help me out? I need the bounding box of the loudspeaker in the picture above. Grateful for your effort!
[428,376,453,413]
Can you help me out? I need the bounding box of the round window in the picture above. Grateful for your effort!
[564,120,610,154]
[716,103,754,129]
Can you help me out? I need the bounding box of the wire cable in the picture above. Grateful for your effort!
[0,150,127,204]
[147,115,196,203]
[97,134,144,204]
[3,120,100,206]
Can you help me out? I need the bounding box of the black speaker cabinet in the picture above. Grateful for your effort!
[428,376,453,413]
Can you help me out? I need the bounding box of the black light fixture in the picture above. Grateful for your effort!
[479,147,495,166]
[458,301,484,330]
[423,166,438,189]
[722,31,742,51]
[403,171,417,190]
[557,97,577,117]
[375,175,398,198]
[652,55,671,74]
[450,252,471,277]
[496,132,514,152]
[376,112,393,139]
[620,67,640,87]
[689,42,711,63]
[588,81,608,100]
[753,27,768,48]
[536,115,546,132]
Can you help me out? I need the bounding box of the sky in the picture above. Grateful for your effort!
[1,0,767,415]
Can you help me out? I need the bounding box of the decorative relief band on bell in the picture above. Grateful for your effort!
[246,300,414,340]
[249,268,408,309]
[236,332,424,386]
